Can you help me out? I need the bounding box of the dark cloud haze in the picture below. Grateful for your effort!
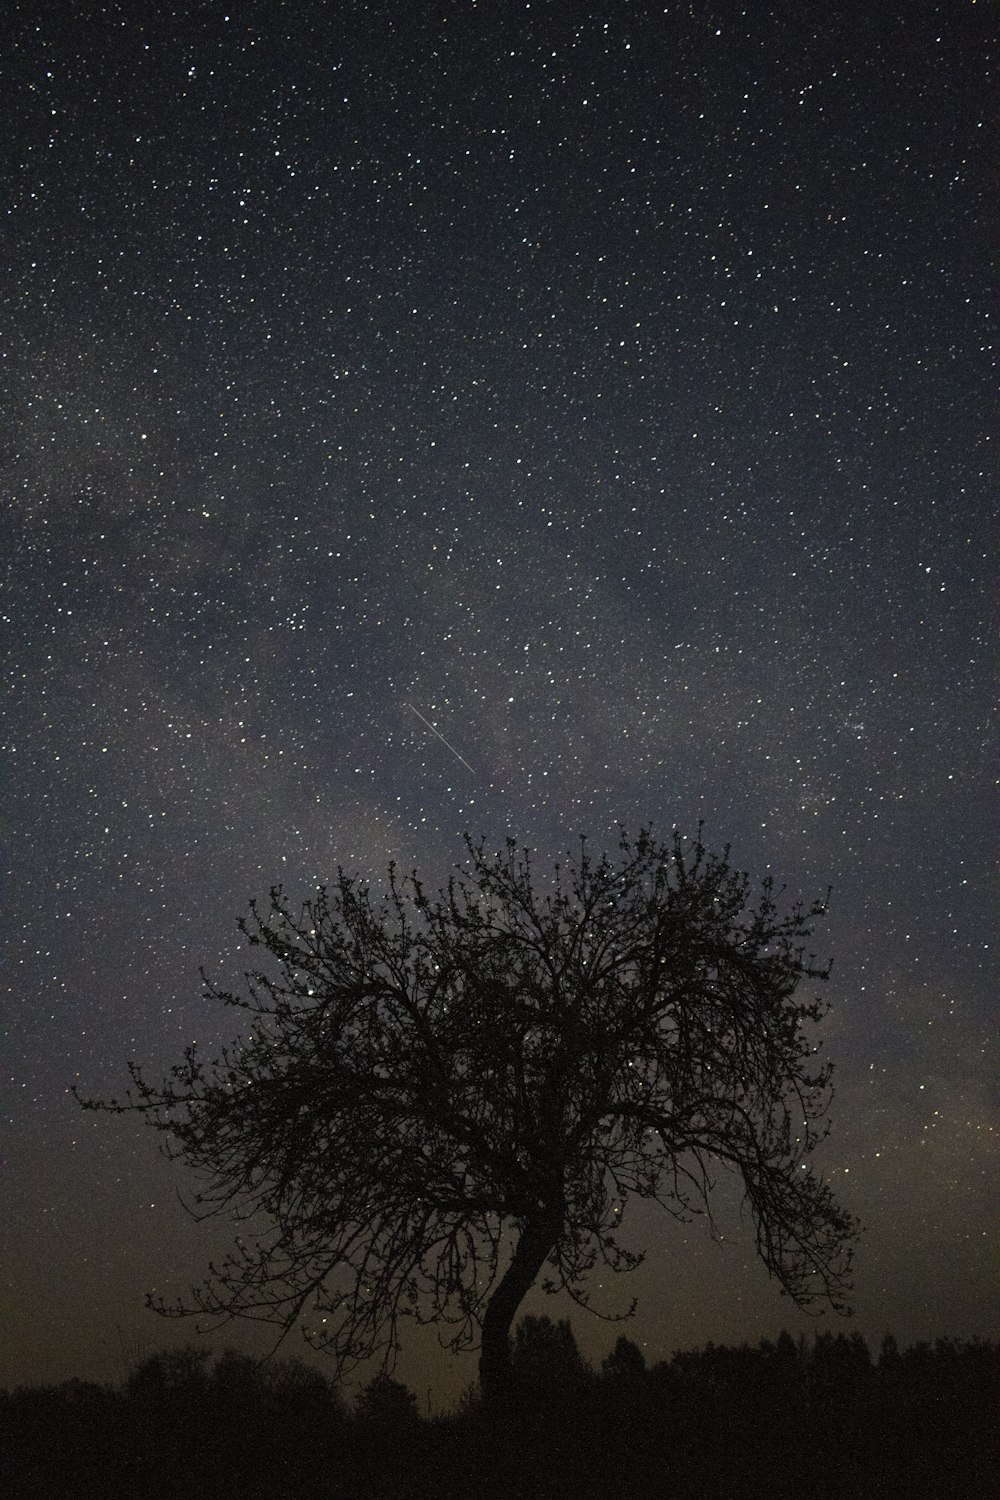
[3,2,996,1399]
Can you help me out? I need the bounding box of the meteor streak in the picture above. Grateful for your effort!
[406,703,477,777]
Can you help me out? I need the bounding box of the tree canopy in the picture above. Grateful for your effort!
[79,826,857,1400]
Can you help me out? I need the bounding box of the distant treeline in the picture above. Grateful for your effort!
[2,1317,997,1499]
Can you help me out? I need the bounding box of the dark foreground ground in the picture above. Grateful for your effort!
[3,1325,997,1499]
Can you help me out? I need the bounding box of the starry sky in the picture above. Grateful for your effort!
[3,1,996,1400]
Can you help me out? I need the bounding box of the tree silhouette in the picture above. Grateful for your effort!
[78,826,857,1402]
[602,1333,647,1381]
[354,1371,420,1427]
[510,1314,589,1393]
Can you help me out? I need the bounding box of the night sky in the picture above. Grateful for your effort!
[4,2,996,1402]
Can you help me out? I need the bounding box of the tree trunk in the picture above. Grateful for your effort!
[479,1211,561,1404]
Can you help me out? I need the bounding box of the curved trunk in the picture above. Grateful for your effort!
[479,1210,561,1404]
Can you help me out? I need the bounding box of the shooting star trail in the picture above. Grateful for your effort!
[406,703,478,777]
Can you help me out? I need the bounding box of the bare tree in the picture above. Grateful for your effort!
[78,827,857,1402]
